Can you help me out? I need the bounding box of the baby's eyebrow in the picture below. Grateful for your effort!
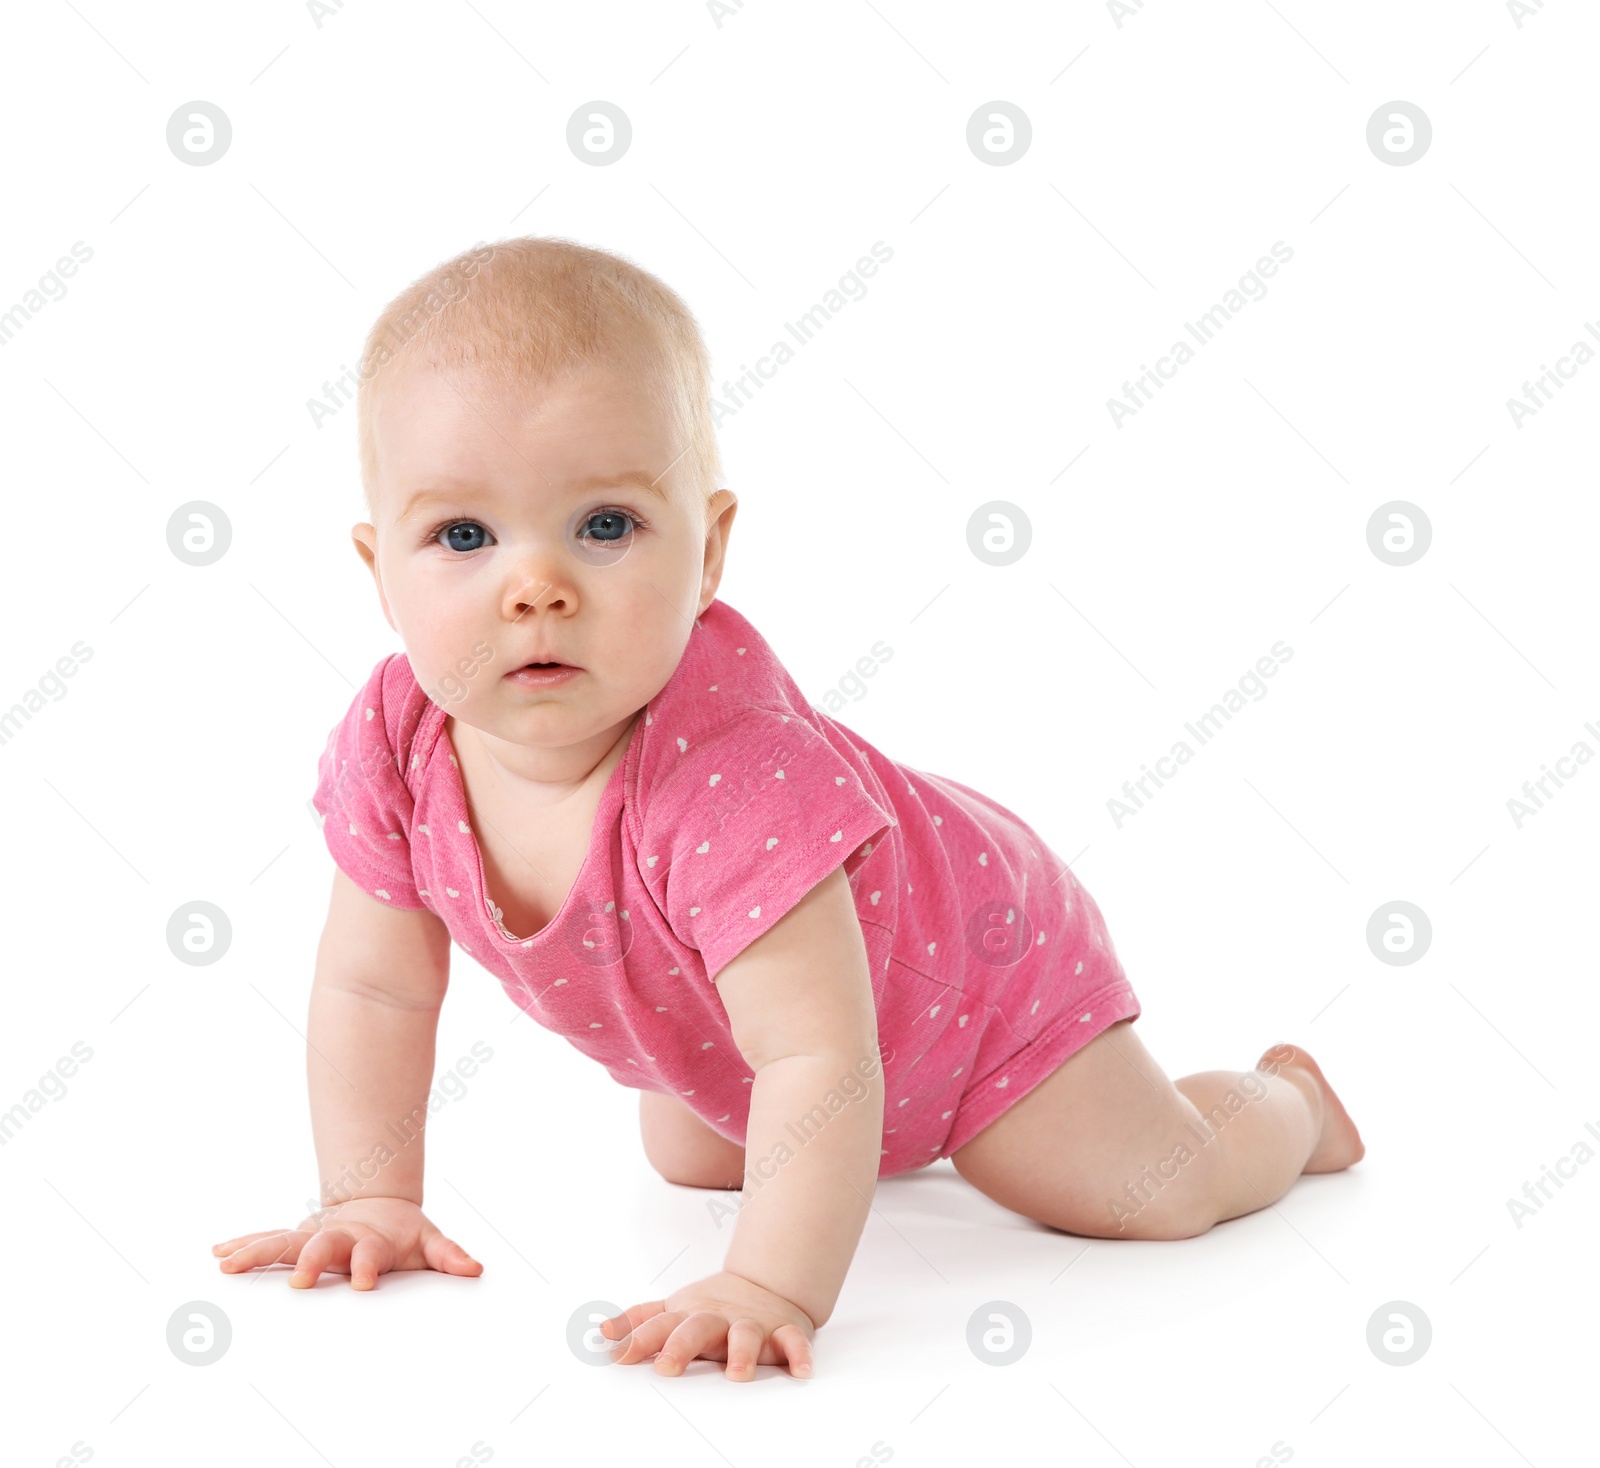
[398,485,475,522]
[397,471,669,522]
[576,470,672,502]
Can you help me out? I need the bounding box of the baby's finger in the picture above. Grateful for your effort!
[246,1232,303,1279]
[724,1318,765,1381]
[607,1310,683,1366]
[771,1324,814,1379]
[288,1228,352,1288]
[216,1231,306,1274]
[348,1233,391,1291]
[421,1232,483,1277]
[599,1300,666,1343]
[654,1311,729,1377]
[212,1229,292,1257]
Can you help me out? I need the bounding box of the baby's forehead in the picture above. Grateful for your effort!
[363,321,697,510]
[372,366,679,498]
[386,348,670,424]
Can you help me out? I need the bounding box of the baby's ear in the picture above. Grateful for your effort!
[351,522,378,571]
[697,489,738,612]
[351,524,398,632]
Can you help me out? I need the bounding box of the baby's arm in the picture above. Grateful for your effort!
[604,864,884,1377]
[305,867,450,1210]
[719,865,884,1328]
[212,868,482,1288]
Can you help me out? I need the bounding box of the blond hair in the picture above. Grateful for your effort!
[355,236,722,523]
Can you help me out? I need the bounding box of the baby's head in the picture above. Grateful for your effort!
[350,237,736,775]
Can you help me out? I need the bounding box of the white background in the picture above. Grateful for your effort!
[2,1,1595,1464]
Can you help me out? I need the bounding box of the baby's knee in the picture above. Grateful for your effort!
[1093,1153,1221,1239]
[1098,1188,1215,1240]
[646,1156,746,1190]
[1024,1180,1212,1240]
[639,1091,747,1190]
[956,1148,1216,1240]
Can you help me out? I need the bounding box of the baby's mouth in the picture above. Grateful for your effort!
[505,659,581,678]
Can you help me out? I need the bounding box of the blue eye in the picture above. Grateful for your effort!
[434,521,491,552]
[581,509,642,543]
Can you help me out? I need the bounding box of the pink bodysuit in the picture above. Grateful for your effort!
[311,598,1141,1177]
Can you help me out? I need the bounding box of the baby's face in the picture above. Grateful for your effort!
[353,354,734,779]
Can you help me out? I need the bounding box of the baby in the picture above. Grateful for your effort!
[212,236,1364,1381]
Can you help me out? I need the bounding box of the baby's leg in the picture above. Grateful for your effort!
[639,1090,748,1190]
[949,1021,1363,1240]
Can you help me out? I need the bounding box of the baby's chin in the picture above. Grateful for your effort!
[446,674,643,738]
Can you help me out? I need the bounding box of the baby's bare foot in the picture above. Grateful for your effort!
[1257,1043,1365,1173]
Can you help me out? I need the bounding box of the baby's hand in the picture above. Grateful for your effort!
[600,1270,815,1380]
[211,1198,482,1290]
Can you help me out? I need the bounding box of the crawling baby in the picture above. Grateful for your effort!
[212,235,1364,1380]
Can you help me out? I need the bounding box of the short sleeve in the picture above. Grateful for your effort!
[310,658,426,909]
[638,708,897,978]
